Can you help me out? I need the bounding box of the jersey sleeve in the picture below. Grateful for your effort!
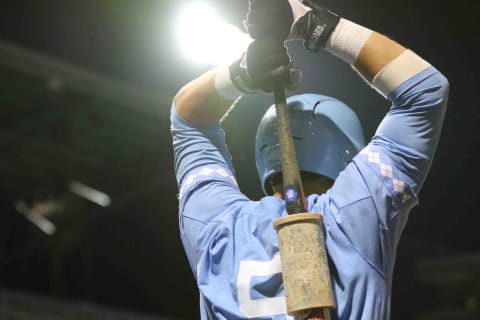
[320,66,449,276]
[170,103,247,270]
[170,103,235,189]
[372,66,449,193]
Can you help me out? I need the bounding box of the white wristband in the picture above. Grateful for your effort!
[214,66,244,101]
[325,18,373,65]
[372,49,431,96]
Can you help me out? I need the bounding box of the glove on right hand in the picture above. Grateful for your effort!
[230,39,300,93]
[289,0,341,51]
[244,0,294,41]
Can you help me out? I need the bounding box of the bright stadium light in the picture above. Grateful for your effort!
[176,2,252,67]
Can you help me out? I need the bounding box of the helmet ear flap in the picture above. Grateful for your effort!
[255,93,365,196]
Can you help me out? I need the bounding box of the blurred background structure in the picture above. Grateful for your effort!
[0,0,479,319]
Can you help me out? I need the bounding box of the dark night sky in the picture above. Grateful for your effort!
[0,0,479,319]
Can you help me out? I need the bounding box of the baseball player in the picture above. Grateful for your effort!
[170,0,449,319]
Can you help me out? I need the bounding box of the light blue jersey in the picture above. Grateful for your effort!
[170,67,448,319]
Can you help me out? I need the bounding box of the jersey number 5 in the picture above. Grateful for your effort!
[236,254,293,319]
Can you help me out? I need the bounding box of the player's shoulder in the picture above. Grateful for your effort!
[350,144,417,211]
[327,159,372,210]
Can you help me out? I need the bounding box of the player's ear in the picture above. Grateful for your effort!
[300,171,334,195]
[266,172,284,196]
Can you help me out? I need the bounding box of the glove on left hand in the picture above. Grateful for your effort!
[230,39,300,93]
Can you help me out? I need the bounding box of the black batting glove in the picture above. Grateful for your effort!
[230,39,300,93]
[244,0,294,41]
[291,0,341,51]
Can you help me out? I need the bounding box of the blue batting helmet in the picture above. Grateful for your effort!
[255,93,365,195]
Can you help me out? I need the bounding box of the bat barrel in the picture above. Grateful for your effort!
[274,213,335,318]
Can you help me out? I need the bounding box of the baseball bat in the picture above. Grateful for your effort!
[273,89,307,214]
[273,88,332,320]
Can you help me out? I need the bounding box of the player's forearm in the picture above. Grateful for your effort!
[322,17,432,98]
[353,32,406,83]
[174,68,241,126]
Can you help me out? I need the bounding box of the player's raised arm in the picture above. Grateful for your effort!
[174,69,233,126]
[285,0,449,192]
[174,39,299,126]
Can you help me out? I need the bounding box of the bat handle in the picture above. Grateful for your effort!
[273,88,307,214]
